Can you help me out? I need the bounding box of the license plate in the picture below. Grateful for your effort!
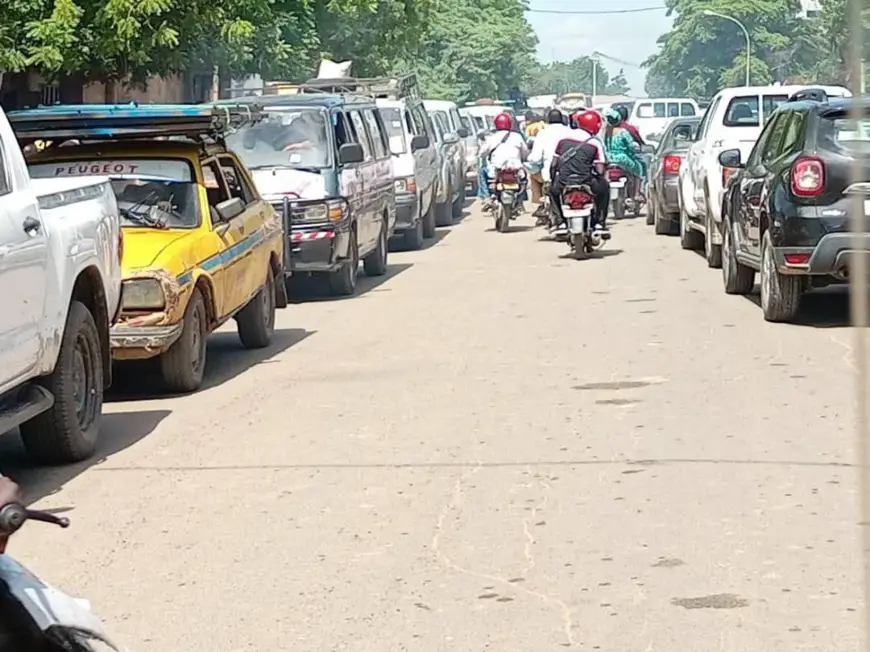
[610,188,621,200]
[501,183,519,189]
[568,216,587,234]
[611,180,626,188]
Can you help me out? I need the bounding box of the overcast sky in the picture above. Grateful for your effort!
[526,0,673,96]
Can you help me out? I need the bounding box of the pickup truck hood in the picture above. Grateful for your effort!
[121,228,198,276]
[29,175,109,198]
[252,168,328,201]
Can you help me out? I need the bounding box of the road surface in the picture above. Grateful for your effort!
[2,201,863,651]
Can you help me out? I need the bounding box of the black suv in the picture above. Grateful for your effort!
[718,90,868,322]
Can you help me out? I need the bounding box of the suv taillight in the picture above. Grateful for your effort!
[663,154,681,173]
[791,156,825,196]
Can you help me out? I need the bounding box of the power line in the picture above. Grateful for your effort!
[525,5,666,14]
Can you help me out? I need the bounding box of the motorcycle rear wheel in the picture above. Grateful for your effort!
[499,204,512,233]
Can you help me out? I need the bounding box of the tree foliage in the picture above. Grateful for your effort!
[526,57,630,96]
[643,0,834,98]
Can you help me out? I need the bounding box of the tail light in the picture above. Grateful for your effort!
[663,155,681,174]
[722,167,738,187]
[791,156,825,196]
[607,166,625,181]
[497,169,519,183]
[564,190,593,209]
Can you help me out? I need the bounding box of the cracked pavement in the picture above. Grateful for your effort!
[2,201,864,651]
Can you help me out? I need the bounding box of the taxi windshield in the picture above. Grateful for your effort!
[28,158,200,229]
[227,107,332,171]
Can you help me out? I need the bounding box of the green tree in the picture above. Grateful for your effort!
[643,0,825,98]
[526,58,630,96]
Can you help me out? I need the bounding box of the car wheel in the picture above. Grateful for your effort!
[435,192,453,227]
[363,214,389,276]
[160,287,208,393]
[20,301,103,464]
[760,231,802,322]
[722,218,755,295]
[646,190,655,225]
[452,190,464,219]
[704,189,722,268]
[237,265,276,349]
[423,194,438,237]
[328,229,359,296]
[679,196,703,251]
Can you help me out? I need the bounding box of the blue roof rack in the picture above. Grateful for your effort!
[8,102,263,143]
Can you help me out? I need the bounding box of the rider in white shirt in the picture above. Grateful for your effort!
[527,109,575,184]
[480,112,528,173]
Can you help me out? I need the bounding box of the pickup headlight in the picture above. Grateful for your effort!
[122,278,165,310]
[394,177,417,194]
[289,199,347,223]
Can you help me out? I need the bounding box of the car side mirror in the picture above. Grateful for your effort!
[457,127,469,138]
[216,197,245,222]
[641,144,656,155]
[718,148,743,168]
[444,132,460,144]
[338,143,364,165]
[410,134,430,152]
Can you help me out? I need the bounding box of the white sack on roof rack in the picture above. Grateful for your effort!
[317,60,352,79]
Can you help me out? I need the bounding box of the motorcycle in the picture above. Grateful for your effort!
[562,184,610,259]
[488,167,525,233]
[536,180,551,227]
[606,164,645,219]
[0,499,128,650]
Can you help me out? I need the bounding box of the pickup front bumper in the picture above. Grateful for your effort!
[111,322,184,360]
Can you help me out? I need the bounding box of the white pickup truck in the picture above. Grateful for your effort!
[0,107,122,464]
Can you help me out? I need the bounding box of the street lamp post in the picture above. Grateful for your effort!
[702,10,751,86]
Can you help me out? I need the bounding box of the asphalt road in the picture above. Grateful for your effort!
[2,200,863,651]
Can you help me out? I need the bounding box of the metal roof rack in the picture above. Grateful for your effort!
[297,73,420,100]
[8,102,264,144]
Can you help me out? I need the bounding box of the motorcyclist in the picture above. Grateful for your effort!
[615,105,645,147]
[524,111,545,140]
[549,110,610,233]
[479,112,529,206]
[526,108,574,216]
[603,107,645,203]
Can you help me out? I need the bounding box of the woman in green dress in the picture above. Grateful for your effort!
[603,108,645,200]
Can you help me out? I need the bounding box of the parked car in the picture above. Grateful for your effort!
[719,92,870,322]
[224,93,395,297]
[426,107,465,225]
[679,84,851,268]
[377,96,439,248]
[647,116,702,234]
[15,103,288,394]
[0,105,123,464]
[458,114,482,194]
[631,98,700,141]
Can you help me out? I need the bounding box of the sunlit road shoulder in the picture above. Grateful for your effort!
[6,201,861,651]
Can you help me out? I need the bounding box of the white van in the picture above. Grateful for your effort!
[632,98,700,140]
[376,98,440,249]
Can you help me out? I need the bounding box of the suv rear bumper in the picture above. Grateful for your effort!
[393,192,419,232]
[774,232,870,278]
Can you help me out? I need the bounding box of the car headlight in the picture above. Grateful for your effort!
[394,177,417,194]
[122,278,165,310]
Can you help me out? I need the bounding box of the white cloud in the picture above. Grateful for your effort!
[527,2,674,95]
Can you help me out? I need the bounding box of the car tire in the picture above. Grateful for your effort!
[160,287,208,393]
[646,191,655,226]
[760,231,802,322]
[237,265,276,349]
[435,194,452,227]
[704,189,722,268]
[363,214,389,276]
[721,218,755,295]
[404,215,424,250]
[452,190,464,219]
[423,195,438,237]
[328,229,359,296]
[20,301,103,464]
[679,196,703,251]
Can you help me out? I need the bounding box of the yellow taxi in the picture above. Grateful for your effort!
[19,104,287,393]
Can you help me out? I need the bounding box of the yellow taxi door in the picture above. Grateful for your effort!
[215,154,271,313]
[199,159,237,319]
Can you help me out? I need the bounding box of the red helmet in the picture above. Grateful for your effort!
[574,110,603,135]
[494,112,513,131]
